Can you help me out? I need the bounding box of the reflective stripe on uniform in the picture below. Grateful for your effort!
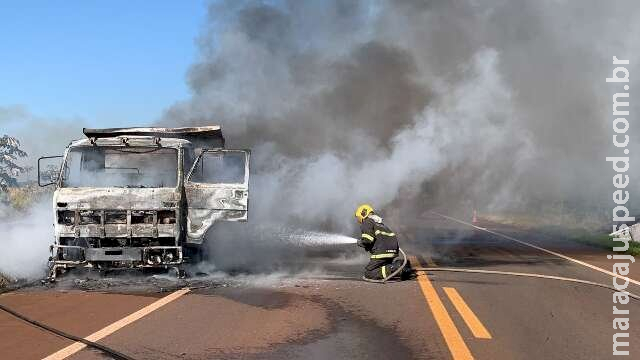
[371,253,396,259]
[381,265,387,278]
[361,233,375,241]
[374,230,396,236]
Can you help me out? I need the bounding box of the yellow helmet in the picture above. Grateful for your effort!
[355,204,374,223]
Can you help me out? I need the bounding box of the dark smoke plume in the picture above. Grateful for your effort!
[161,0,640,242]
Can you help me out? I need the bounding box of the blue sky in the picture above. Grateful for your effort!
[0,0,208,128]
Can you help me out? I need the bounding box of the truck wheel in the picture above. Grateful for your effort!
[47,266,61,282]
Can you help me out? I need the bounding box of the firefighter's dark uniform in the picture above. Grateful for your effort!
[358,214,401,280]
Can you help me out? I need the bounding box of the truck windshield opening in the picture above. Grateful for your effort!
[62,147,178,188]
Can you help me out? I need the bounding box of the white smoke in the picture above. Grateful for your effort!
[0,200,53,280]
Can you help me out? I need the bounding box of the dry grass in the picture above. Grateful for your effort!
[1,182,52,218]
[5,184,50,211]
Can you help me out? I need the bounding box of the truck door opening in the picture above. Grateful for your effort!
[185,149,250,242]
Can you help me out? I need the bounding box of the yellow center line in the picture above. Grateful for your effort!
[443,287,492,339]
[409,256,474,360]
[42,288,190,360]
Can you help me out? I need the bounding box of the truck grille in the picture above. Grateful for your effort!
[57,210,176,225]
[59,236,177,248]
[105,211,127,224]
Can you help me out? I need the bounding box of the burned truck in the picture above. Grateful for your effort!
[38,126,249,279]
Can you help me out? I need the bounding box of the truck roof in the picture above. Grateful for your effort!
[83,126,225,148]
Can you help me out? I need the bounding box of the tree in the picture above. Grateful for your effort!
[0,135,28,191]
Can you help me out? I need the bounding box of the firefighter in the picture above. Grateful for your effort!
[355,204,404,281]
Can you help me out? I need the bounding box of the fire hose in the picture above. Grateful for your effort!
[358,247,640,301]
[362,247,408,283]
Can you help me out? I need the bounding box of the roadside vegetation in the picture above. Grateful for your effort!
[485,208,640,256]
[2,183,51,212]
[482,203,640,256]
[568,231,640,257]
[0,134,28,191]
[0,134,51,215]
[0,134,49,286]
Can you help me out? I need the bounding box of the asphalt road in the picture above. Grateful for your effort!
[1,212,639,359]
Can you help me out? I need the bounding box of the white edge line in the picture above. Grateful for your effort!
[430,211,640,287]
[415,267,640,300]
[42,288,190,360]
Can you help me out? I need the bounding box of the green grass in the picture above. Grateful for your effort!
[571,233,640,256]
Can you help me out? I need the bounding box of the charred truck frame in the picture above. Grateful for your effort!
[38,126,250,280]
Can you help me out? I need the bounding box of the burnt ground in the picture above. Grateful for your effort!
[1,212,640,359]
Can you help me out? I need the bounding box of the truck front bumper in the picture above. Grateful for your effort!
[49,244,183,269]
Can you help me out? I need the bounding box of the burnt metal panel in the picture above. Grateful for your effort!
[54,188,180,210]
[85,248,142,261]
[186,209,247,244]
[185,187,248,210]
[83,126,225,148]
[184,149,250,243]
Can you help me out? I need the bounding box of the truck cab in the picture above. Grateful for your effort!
[38,126,249,279]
